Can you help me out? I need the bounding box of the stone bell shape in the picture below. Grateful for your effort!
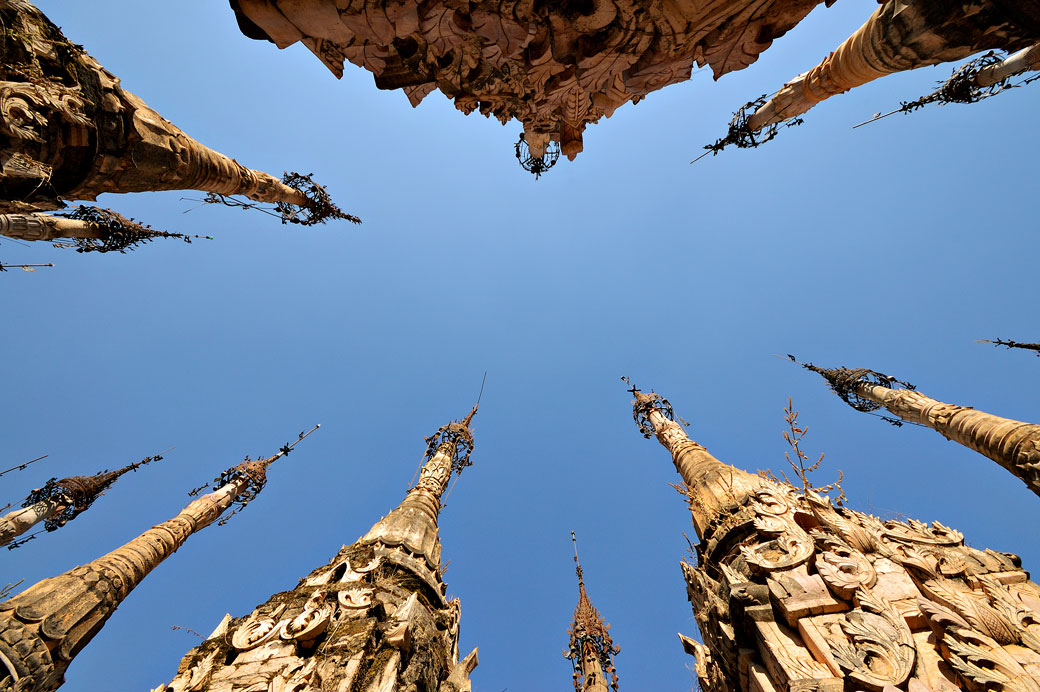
[627,383,1040,692]
[0,0,354,250]
[803,362,1040,501]
[229,0,834,169]
[157,408,480,692]
[564,533,620,692]
[0,451,163,548]
[0,429,315,692]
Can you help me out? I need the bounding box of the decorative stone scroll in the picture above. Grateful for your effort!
[630,383,1040,692]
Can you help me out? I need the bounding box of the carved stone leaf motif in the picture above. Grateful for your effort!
[698,1,774,79]
[883,519,964,548]
[0,84,48,142]
[281,592,334,642]
[923,578,1019,645]
[231,615,284,651]
[828,589,915,688]
[418,4,469,57]
[739,486,814,572]
[942,628,1040,692]
[339,585,375,609]
[979,576,1040,653]
[816,544,877,599]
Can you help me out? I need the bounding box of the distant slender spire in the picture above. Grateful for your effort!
[978,338,1040,357]
[0,451,165,548]
[156,410,480,692]
[0,427,316,692]
[804,361,1040,498]
[565,532,619,692]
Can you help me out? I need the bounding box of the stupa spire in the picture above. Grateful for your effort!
[803,361,1040,498]
[565,532,619,692]
[625,378,761,539]
[0,450,165,549]
[0,427,316,692]
[0,0,354,252]
[157,408,479,692]
[627,380,1040,692]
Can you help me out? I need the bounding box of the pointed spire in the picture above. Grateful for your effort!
[157,413,478,692]
[0,451,166,549]
[624,377,761,539]
[802,359,1040,498]
[0,427,316,692]
[360,406,476,576]
[565,532,619,692]
[978,337,1040,358]
[1,1,354,232]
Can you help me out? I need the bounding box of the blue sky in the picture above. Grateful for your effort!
[4,2,1040,690]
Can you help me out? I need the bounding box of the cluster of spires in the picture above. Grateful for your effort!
[1,341,1038,690]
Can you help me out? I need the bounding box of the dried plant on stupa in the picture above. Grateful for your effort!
[700,1,1040,158]
[626,379,1040,692]
[155,408,479,692]
[0,428,316,692]
[0,0,357,257]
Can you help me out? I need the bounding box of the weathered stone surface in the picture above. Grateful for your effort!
[157,409,478,692]
[230,0,833,160]
[630,384,1040,692]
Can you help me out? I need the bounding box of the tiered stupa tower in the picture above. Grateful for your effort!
[804,362,1040,500]
[0,429,315,692]
[0,0,353,250]
[628,382,1040,692]
[565,533,620,692]
[156,408,480,692]
[0,452,163,548]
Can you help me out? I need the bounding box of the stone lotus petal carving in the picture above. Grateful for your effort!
[338,585,375,609]
[828,589,916,689]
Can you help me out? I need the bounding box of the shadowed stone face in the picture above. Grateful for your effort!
[230,0,830,160]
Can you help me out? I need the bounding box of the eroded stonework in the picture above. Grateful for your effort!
[630,385,1040,692]
[231,0,832,160]
[157,411,478,692]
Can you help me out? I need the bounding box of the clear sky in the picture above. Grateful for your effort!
[4,2,1039,691]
